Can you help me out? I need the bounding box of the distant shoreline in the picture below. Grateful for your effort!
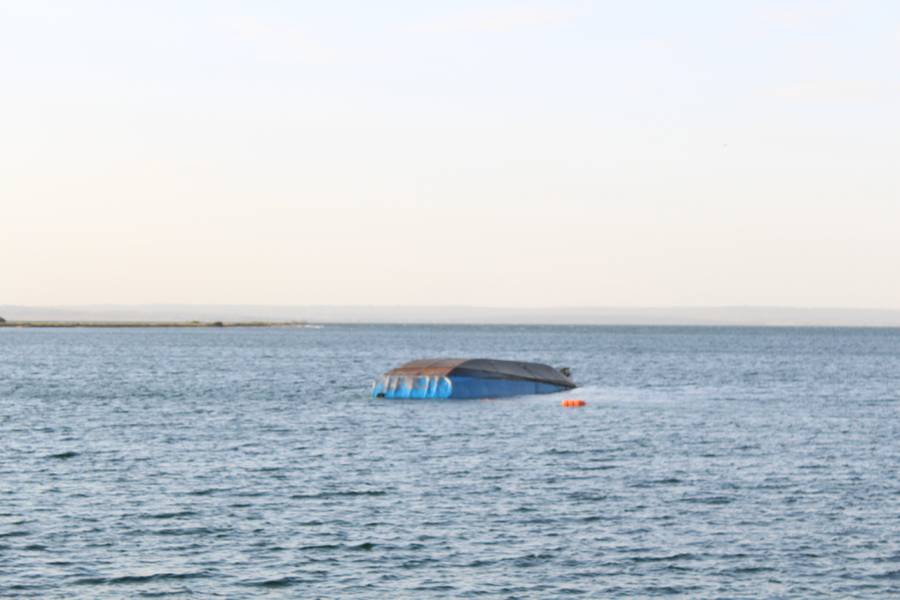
[4,305,900,327]
[0,321,307,329]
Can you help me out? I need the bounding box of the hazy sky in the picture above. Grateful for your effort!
[2,0,899,308]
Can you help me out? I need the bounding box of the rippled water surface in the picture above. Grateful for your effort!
[2,325,900,598]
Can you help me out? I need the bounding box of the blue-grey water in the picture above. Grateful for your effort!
[2,325,900,598]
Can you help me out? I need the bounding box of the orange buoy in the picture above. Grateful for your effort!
[562,399,586,407]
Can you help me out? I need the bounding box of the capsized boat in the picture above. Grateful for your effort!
[371,358,576,399]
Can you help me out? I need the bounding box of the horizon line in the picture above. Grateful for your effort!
[5,303,900,312]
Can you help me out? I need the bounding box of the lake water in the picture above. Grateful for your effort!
[1,325,900,598]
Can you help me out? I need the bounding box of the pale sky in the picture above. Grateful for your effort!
[2,0,899,308]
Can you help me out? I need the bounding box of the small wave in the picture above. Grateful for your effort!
[715,552,750,560]
[725,566,775,574]
[413,584,457,592]
[75,572,209,585]
[631,478,682,488]
[298,542,376,552]
[293,520,325,527]
[298,543,341,551]
[681,495,734,505]
[139,510,198,520]
[46,451,79,459]
[400,557,440,568]
[291,490,387,500]
[186,488,228,496]
[349,542,376,551]
[641,585,699,595]
[653,477,682,484]
[464,558,497,568]
[0,530,29,538]
[568,492,609,502]
[23,543,47,551]
[512,551,557,567]
[873,569,900,580]
[9,583,51,594]
[630,553,698,563]
[243,576,307,588]
[580,515,614,523]
[152,527,224,537]
[875,554,900,564]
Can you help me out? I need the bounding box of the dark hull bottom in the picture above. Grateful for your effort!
[372,375,570,399]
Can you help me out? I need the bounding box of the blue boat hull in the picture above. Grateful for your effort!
[371,375,568,399]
